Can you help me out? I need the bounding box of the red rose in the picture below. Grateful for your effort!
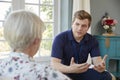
[104,19,113,26]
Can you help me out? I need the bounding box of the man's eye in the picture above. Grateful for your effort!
[76,23,79,25]
[82,25,87,28]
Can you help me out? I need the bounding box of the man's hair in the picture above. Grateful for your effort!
[4,10,45,51]
[72,10,92,26]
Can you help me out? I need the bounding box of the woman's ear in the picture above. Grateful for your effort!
[33,38,40,45]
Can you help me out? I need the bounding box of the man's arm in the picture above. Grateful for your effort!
[51,57,71,73]
[51,57,90,74]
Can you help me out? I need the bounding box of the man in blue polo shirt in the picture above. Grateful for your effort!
[51,10,112,80]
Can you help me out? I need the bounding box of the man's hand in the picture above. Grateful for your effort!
[68,57,90,73]
[93,55,107,73]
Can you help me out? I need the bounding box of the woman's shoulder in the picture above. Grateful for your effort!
[33,64,71,80]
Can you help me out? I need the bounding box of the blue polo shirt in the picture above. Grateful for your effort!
[51,29,100,65]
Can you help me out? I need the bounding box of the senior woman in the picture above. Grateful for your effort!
[0,10,71,80]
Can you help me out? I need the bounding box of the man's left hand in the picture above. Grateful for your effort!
[93,55,107,73]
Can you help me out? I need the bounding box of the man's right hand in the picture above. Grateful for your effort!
[69,57,90,73]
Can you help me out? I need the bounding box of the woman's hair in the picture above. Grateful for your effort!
[4,10,45,51]
[72,10,92,26]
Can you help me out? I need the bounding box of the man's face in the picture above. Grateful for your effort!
[72,18,89,40]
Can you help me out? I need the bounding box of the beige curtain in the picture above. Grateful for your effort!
[73,0,90,14]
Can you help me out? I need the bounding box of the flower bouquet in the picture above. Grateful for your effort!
[102,14,117,36]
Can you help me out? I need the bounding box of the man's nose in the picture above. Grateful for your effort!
[78,25,82,30]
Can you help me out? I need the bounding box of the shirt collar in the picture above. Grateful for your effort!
[68,29,90,42]
[9,52,35,62]
[68,29,74,41]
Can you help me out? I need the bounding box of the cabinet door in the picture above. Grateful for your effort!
[96,37,116,57]
[97,37,116,57]
[107,38,116,57]
[116,38,120,72]
[116,38,120,57]
[97,38,107,57]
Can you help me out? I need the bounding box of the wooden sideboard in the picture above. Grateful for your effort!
[94,35,120,77]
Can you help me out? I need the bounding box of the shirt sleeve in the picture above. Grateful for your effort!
[90,37,101,57]
[51,35,65,59]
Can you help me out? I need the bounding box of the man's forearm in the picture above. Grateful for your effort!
[51,62,71,73]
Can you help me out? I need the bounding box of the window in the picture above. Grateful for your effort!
[0,0,12,57]
[0,0,59,58]
[25,0,54,57]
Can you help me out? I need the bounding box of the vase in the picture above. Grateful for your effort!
[102,32,115,36]
[102,26,115,36]
[112,26,115,32]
